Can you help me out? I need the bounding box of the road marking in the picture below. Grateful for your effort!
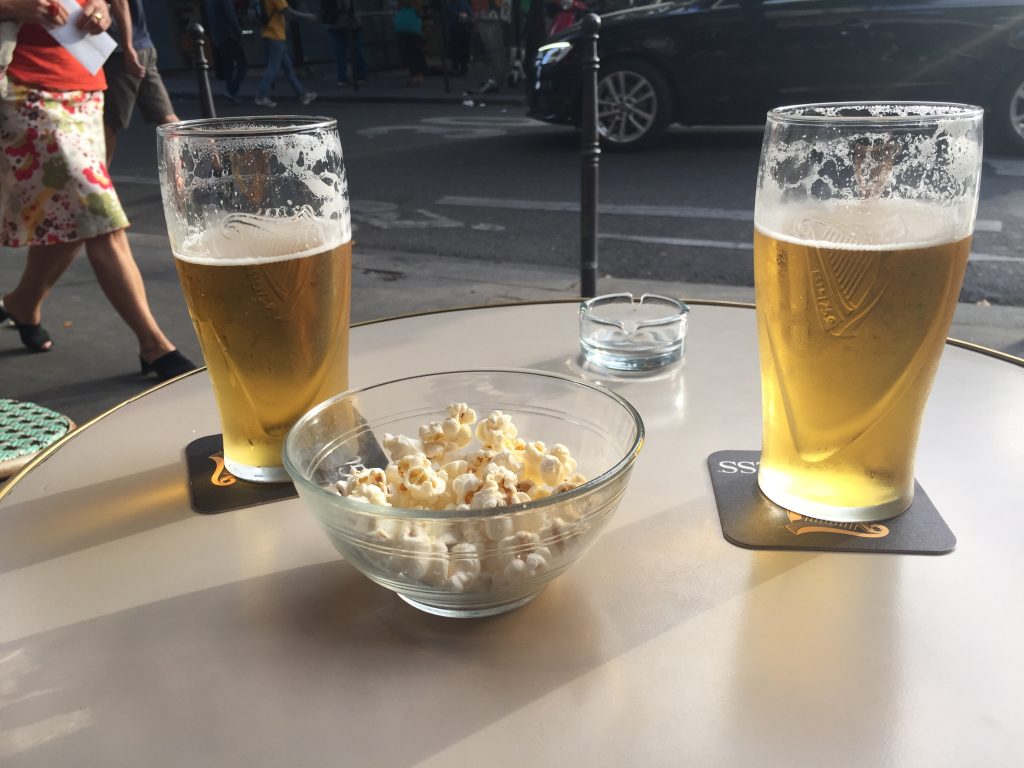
[986,158,1024,177]
[437,195,1003,232]
[600,233,751,250]
[438,195,752,221]
[969,252,1024,263]
[352,200,463,229]
[359,116,541,141]
[422,116,539,128]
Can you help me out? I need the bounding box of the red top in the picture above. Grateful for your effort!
[7,16,107,92]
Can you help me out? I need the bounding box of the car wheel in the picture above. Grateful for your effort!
[993,70,1024,153]
[596,60,671,150]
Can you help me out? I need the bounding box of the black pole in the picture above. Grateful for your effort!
[579,13,600,298]
[189,23,217,119]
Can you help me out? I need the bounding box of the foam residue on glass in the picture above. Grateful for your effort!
[158,118,351,263]
[579,293,688,372]
[756,102,983,244]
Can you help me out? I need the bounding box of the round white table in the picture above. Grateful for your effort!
[1,301,1022,766]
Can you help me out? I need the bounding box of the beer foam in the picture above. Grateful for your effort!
[756,104,981,245]
[160,121,351,262]
[173,211,349,266]
[756,197,974,251]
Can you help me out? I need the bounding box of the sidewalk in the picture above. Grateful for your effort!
[161,60,527,109]
[3,235,1023,430]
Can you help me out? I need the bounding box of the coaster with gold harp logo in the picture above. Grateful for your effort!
[185,435,298,514]
[708,450,956,555]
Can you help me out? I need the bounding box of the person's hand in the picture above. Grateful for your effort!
[76,0,110,34]
[123,46,145,78]
[1,0,68,25]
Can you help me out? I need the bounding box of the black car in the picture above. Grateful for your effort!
[528,0,1024,150]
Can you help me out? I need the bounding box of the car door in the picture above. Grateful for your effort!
[677,0,772,123]
[755,0,891,105]
[831,0,1016,104]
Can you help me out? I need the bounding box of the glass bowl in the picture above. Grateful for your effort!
[283,369,644,618]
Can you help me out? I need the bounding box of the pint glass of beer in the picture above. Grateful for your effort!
[754,103,982,522]
[157,118,351,483]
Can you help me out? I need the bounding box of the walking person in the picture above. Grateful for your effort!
[203,0,248,103]
[103,0,179,166]
[255,0,318,107]
[472,2,506,93]
[323,0,367,87]
[393,0,426,87]
[0,0,196,380]
[443,0,472,76]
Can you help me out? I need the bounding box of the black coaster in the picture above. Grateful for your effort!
[708,450,956,555]
[185,435,298,514]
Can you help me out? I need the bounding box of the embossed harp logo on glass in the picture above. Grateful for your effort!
[795,215,900,337]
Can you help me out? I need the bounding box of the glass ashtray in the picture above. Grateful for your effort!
[579,293,689,372]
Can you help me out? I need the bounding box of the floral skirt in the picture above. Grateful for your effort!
[0,83,128,248]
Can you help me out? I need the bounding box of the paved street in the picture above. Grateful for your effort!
[109,93,1024,302]
[2,82,1024,426]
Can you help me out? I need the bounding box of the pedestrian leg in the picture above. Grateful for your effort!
[83,229,177,363]
[352,29,368,81]
[278,47,307,97]
[331,29,350,84]
[2,241,81,350]
[257,40,286,100]
[226,38,248,98]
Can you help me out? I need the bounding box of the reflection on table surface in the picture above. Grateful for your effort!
[1,302,1022,767]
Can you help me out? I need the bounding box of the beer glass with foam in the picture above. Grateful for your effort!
[157,118,352,483]
[754,104,982,522]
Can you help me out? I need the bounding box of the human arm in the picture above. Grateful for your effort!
[274,0,314,22]
[0,0,68,25]
[283,6,316,21]
[107,0,145,77]
[75,0,113,35]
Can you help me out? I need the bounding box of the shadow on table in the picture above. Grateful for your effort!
[0,497,816,764]
[0,464,193,574]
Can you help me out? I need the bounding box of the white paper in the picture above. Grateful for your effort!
[46,0,117,75]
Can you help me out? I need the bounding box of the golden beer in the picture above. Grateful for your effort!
[174,235,352,482]
[754,203,971,521]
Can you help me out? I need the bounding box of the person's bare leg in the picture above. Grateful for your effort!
[2,242,82,350]
[83,228,177,363]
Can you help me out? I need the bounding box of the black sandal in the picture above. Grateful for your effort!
[0,298,52,353]
[140,349,198,382]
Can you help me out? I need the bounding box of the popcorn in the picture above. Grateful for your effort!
[390,523,447,581]
[338,466,390,507]
[386,454,447,508]
[451,471,482,507]
[329,403,592,595]
[489,448,525,476]
[384,433,425,460]
[471,480,507,510]
[475,410,518,450]
[482,512,514,541]
[492,531,552,586]
[463,448,498,479]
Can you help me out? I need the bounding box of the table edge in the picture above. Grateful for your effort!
[2,298,1020,502]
